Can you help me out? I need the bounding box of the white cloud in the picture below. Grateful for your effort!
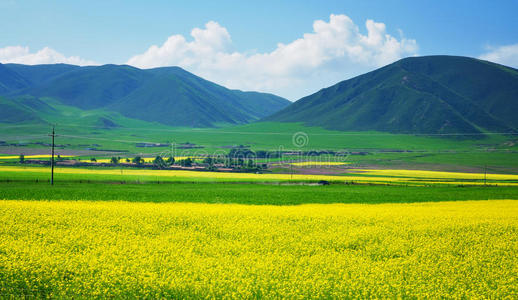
[127,14,418,100]
[0,46,97,66]
[479,44,518,68]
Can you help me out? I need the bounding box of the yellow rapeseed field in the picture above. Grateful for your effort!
[351,168,518,181]
[0,155,74,160]
[286,161,350,166]
[0,166,402,183]
[0,200,516,298]
[2,165,518,185]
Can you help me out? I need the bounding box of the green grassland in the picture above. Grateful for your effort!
[2,119,517,169]
[0,95,513,153]
[1,96,517,172]
[1,181,517,205]
[4,119,502,152]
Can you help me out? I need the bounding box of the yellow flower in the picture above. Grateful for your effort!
[0,200,516,298]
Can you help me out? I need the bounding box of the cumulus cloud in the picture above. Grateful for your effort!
[127,14,418,100]
[0,46,97,66]
[479,44,518,68]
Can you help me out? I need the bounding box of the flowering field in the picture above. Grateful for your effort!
[0,165,392,182]
[352,169,518,181]
[285,161,350,166]
[1,165,518,186]
[0,200,516,298]
[0,155,74,160]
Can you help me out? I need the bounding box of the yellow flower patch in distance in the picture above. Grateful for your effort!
[0,155,74,159]
[0,165,399,182]
[1,166,518,185]
[286,161,350,166]
[350,169,518,181]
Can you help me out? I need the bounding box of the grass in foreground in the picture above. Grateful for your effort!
[0,200,516,298]
[1,181,518,205]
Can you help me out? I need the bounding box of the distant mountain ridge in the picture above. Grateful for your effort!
[0,63,290,127]
[266,56,518,135]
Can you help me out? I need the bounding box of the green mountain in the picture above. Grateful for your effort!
[4,63,79,86]
[0,93,175,134]
[0,64,31,93]
[108,67,289,127]
[266,56,518,134]
[0,63,290,127]
[0,95,55,124]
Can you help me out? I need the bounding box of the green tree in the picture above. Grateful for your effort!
[110,156,119,164]
[133,156,144,165]
[203,157,213,166]
[247,159,255,168]
[153,156,167,169]
[90,157,97,162]
[19,154,24,163]
[225,158,233,168]
[166,156,175,165]
[180,157,193,167]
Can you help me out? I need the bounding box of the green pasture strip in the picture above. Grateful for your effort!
[1,121,512,154]
[1,182,517,205]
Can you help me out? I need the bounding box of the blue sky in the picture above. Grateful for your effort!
[1,0,517,99]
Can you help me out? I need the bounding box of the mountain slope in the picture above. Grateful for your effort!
[11,64,151,109]
[0,64,31,93]
[109,67,289,126]
[397,56,518,129]
[0,64,290,127]
[0,96,54,123]
[4,63,79,87]
[266,56,518,134]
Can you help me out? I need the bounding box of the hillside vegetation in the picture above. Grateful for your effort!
[266,56,518,135]
[0,63,290,127]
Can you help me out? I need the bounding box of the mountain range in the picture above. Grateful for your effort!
[0,63,290,127]
[1,55,518,136]
[267,56,518,135]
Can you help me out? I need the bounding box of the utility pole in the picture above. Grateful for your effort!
[484,164,487,186]
[49,126,55,185]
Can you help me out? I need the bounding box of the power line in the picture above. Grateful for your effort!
[49,126,56,186]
